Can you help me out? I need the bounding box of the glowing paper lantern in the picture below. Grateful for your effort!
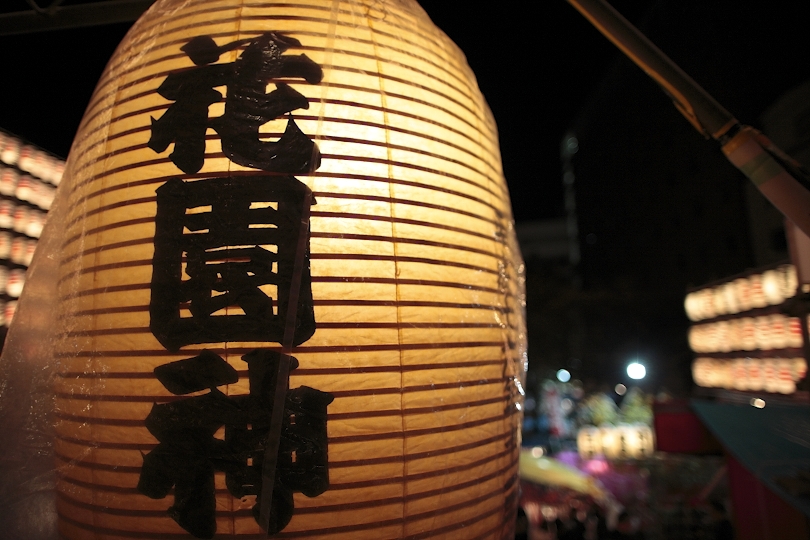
[598,426,620,458]
[762,269,784,305]
[762,359,779,393]
[748,273,767,309]
[721,282,740,315]
[577,426,602,459]
[619,425,654,459]
[577,425,654,460]
[794,357,808,382]
[747,358,764,391]
[735,278,751,312]
[740,317,757,350]
[754,316,771,350]
[684,292,701,322]
[0,1,526,539]
[789,317,804,348]
[692,358,710,387]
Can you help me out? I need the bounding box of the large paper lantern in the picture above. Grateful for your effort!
[0,1,526,539]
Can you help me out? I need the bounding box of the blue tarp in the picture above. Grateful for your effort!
[691,399,810,518]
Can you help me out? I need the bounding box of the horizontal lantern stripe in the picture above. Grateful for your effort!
[60,300,512,319]
[61,321,504,338]
[53,379,508,402]
[75,99,501,196]
[80,75,499,174]
[118,3,468,81]
[402,487,517,540]
[80,12,489,140]
[55,458,514,521]
[59,241,501,274]
[61,172,504,247]
[58,237,505,282]
[58,474,514,538]
[74,69,497,183]
[53,340,504,358]
[62,258,501,293]
[54,431,511,479]
[61,209,499,262]
[73,105,501,198]
[60,451,515,506]
[327,411,514,444]
[64,189,500,246]
[55,453,514,510]
[53,395,507,428]
[56,485,506,539]
[54,410,513,452]
[64,145,503,213]
[98,109,499,186]
[64,167,505,228]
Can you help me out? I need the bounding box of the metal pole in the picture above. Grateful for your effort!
[566,0,810,238]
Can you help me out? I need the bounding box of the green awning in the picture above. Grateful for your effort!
[691,399,810,517]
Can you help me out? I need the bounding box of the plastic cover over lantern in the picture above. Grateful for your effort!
[0,0,526,538]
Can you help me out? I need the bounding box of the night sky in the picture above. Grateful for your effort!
[0,0,660,223]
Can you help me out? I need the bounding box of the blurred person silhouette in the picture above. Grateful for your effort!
[515,507,529,540]
[709,499,733,540]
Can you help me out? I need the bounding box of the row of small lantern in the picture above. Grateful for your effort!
[0,301,17,327]
[577,424,655,460]
[0,130,61,328]
[0,131,64,186]
[692,357,806,394]
[684,265,797,322]
[0,267,26,298]
[688,313,804,353]
[0,201,46,239]
[0,234,37,267]
[1,166,57,211]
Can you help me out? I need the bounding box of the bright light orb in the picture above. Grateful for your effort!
[557,369,571,382]
[615,383,627,396]
[627,362,647,380]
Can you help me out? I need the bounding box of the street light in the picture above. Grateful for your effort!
[557,369,572,382]
[627,361,647,380]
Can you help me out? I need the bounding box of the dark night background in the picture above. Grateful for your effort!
[1,0,810,395]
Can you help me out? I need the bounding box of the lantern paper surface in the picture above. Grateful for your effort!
[0,0,526,539]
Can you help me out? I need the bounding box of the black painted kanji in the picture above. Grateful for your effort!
[150,175,316,351]
[148,31,322,175]
[138,350,333,538]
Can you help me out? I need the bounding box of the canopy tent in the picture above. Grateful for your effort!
[691,400,810,519]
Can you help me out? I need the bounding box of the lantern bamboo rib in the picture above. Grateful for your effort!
[54,462,515,515]
[84,4,476,122]
[80,54,491,163]
[54,382,513,404]
[54,430,512,472]
[62,207,503,247]
[55,444,514,492]
[55,412,512,448]
[60,301,514,320]
[59,231,508,268]
[55,475,513,520]
[82,55,489,139]
[72,125,503,191]
[55,480,517,538]
[55,358,512,376]
[55,342,506,358]
[66,122,505,201]
[62,169,507,228]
